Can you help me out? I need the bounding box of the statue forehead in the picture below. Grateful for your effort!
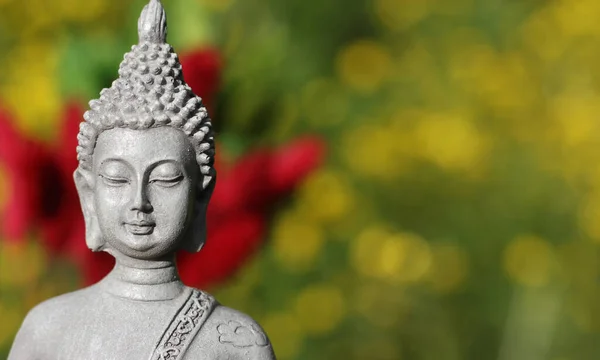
[93,127,195,166]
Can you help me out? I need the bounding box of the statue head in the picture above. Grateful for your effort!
[74,0,215,260]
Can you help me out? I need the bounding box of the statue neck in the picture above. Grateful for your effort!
[100,252,186,301]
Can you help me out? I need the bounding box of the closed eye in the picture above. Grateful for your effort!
[99,174,130,187]
[149,175,184,187]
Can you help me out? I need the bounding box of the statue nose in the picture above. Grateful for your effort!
[130,184,153,213]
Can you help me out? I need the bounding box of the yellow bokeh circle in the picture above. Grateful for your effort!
[300,78,349,128]
[341,122,411,181]
[427,244,469,293]
[296,168,355,224]
[335,39,392,94]
[294,284,346,335]
[354,282,408,329]
[350,226,432,283]
[199,0,234,12]
[350,225,390,278]
[503,235,555,287]
[0,303,24,347]
[0,240,47,287]
[3,43,61,138]
[413,112,488,172]
[261,312,303,359]
[373,0,430,31]
[272,210,325,273]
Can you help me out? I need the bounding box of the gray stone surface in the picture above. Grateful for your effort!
[8,1,276,359]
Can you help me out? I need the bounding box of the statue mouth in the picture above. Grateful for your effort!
[124,222,156,235]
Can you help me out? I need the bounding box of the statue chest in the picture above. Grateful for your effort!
[52,297,182,360]
[46,288,224,360]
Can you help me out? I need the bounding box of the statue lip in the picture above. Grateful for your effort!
[125,220,155,226]
[124,221,156,235]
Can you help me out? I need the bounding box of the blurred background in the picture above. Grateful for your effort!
[1,0,599,359]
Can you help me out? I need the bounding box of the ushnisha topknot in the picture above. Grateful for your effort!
[77,0,215,190]
[138,0,167,44]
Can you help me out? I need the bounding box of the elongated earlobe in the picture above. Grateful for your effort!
[74,168,104,251]
[182,174,215,253]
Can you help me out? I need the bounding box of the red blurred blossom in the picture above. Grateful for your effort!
[179,135,326,287]
[0,107,68,246]
[180,48,222,115]
[0,103,90,262]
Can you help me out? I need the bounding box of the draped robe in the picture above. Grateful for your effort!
[8,285,276,360]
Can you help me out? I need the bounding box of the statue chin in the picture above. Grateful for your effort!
[102,226,187,261]
[7,1,276,359]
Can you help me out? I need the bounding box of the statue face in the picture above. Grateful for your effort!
[92,126,199,260]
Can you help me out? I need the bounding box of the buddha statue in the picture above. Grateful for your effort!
[8,1,276,359]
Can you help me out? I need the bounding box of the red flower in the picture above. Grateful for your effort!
[180,48,222,115]
[39,102,88,255]
[0,107,63,245]
[178,136,326,288]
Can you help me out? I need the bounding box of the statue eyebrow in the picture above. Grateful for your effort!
[99,158,132,169]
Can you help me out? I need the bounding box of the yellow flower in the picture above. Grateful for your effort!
[578,192,600,243]
[372,0,430,31]
[350,226,432,283]
[335,39,392,93]
[300,78,349,128]
[0,302,24,348]
[552,0,600,38]
[294,284,345,335]
[352,337,401,360]
[350,225,391,278]
[568,300,594,332]
[56,0,108,22]
[0,240,47,287]
[2,42,61,138]
[557,241,598,291]
[432,0,474,16]
[427,244,469,293]
[295,168,355,224]
[341,122,412,180]
[271,210,325,272]
[214,257,262,302]
[413,111,489,173]
[393,40,447,106]
[521,6,567,62]
[261,312,303,359]
[449,45,537,114]
[503,235,555,287]
[390,232,432,283]
[199,0,234,12]
[566,289,600,332]
[354,282,409,329]
[550,93,600,148]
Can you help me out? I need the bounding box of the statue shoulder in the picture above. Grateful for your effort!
[209,305,276,359]
[8,286,97,359]
[28,286,96,322]
[186,300,276,360]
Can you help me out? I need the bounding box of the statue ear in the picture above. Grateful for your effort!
[182,175,216,253]
[74,168,104,251]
